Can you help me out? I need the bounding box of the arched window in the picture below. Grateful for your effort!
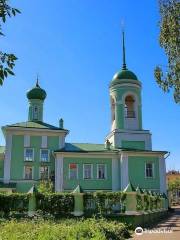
[111,97,115,122]
[125,95,135,118]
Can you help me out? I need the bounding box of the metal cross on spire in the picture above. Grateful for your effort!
[36,74,40,87]
[122,30,127,70]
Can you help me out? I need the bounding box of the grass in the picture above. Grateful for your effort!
[0,217,131,240]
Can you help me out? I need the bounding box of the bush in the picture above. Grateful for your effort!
[0,218,131,240]
[36,193,74,217]
[0,193,29,215]
[84,191,126,216]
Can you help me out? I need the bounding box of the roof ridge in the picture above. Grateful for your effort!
[67,143,104,145]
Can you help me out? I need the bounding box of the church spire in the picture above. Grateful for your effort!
[122,30,127,70]
[36,74,40,87]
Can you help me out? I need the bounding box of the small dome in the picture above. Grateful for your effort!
[27,81,47,100]
[110,69,140,88]
[113,69,138,81]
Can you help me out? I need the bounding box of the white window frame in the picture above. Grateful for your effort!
[145,162,154,178]
[24,166,34,180]
[39,166,50,179]
[40,149,50,162]
[83,164,93,179]
[24,148,34,162]
[69,163,78,180]
[97,164,107,179]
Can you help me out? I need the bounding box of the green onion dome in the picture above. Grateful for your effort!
[27,81,47,100]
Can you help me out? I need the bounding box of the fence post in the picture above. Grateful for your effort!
[28,184,38,217]
[72,185,84,216]
[123,182,137,214]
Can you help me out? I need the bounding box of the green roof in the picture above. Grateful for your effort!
[55,143,167,154]
[0,146,5,154]
[56,143,113,152]
[4,121,68,131]
[27,82,47,101]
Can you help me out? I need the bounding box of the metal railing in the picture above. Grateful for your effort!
[126,111,135,118]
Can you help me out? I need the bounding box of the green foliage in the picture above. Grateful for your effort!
[38,179,54,194]
[0,218,130,240]
[168,178,180,191]
[84,191,126,216]
[0,193,29,215]
[0,0,20,85]
[154,0,180,103]
[36,193,74,217]
[144,194,150,211]
[136,194,143,211]
[149,196,154,211]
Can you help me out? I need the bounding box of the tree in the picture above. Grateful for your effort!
[154,0,180,103]
[38,179,54,194]
[0,0,20,85]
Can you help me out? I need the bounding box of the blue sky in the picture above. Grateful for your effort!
[0,0,179,170]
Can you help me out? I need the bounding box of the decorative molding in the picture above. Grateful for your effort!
[3,127,69,137]
[110,83,141,90]
[54,152,119,159]
[3,134,12,184]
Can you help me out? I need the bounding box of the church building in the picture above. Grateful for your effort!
[0,34,168,194]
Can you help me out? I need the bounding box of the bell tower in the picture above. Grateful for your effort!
[106,31,152,150]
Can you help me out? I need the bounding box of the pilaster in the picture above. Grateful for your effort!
[120,153,129,190]
[55,156,64,192]
[4,133,12,183]
[159,157,167,194]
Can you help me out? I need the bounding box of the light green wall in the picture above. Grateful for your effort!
[47,136,59,174]
[0,160,4,178]
[10,135,59,192]
[122,141,145,150]
[63,157,112,191]
[11,135,24,180]
[128,156,160,190]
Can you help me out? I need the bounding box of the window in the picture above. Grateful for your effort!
[83,164,93,179]
[40,149,49,162]
[40,166,49,179]
[24,166,33,180]
[145,162,154,178]
[111,97,115,122]
[33,106,38,120]
[24,148,34,161]
[97,164,106,179]
[125,95,135,118]
[69,163,78,179]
